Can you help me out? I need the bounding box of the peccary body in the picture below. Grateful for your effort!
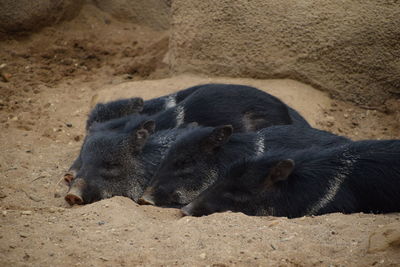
[86,84,205,129]
[126,84,308,132]
[87,83,309,131]
[64,121,199,205]
[139,125,350,207]
[181,140,400,217]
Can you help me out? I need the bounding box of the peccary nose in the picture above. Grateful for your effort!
[65,193,83,205]
[181,203,194,216]
[138,187,155,205]
[137,194,155,205]
[65,178,86,205]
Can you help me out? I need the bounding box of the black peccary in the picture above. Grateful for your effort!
[87,83,309,131]
[181,140,400,217]
[64,120,202,205]
[64,83,309,184]
[64,114,146,184]
[65,84,206,184]
[114,84,308,133]
[138,125,349,207]
[86,84,205,130]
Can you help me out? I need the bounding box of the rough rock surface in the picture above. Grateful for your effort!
[0,0,84,33]
[93,0,171,30]
[170,0,400,105]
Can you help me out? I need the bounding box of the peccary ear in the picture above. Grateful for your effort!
[87,121,99,133]
[263,159,295,190]
[128,127,151,152]
[140,120,156,134]
[200,125,233,153]
[86,103,106,130]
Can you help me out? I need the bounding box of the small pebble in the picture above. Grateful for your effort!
[20,233,28,238]
[21,211,32,215]
[199,253,206,259]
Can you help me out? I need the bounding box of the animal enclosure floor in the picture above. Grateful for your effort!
[1,6,400,266]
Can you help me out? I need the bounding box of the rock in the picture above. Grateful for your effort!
[199,253,206,259]
[170,0,400,106]
[0,0,84,33]
[19,233,29,238]
[21,211,32,215]
[100,257,109,261]
[368,223,400,253]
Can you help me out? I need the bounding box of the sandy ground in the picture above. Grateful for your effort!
[1,5,400,267]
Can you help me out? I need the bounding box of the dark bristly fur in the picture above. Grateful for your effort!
[143,125,349,207]
[86,84,205,130]
[182,140,400,218]
[68,123,200,204]
[67,84,309,184]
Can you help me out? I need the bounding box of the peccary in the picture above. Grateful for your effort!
[125,83,308,132]
[86,84,206,130]
[64,84,309,185]
[64,121,201,205]
[181,140,400,217]
[64,84,206,184]
[139,125,349,207]
[64,114,144,184]
[87,83,309,131]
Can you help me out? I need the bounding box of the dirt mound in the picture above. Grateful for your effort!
[169,0,400,106]
[1,196,400,266]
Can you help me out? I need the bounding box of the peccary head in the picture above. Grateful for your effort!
[181,158,295,217]
[86,97,144,130]
[139,125,233,207]
[65,120,155,205]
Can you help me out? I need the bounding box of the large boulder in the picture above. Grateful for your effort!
[0,0,84,33]
[93,0,171,30]
[169,0,400,105]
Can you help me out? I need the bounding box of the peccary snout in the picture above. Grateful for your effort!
[137,187,156,205]
[65,178,86,205]
[180,202,194,216]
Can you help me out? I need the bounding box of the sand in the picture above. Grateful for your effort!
[1,5,399,267]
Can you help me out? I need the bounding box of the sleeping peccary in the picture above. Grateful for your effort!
[181,140,400,217]
[139,125,350,207]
